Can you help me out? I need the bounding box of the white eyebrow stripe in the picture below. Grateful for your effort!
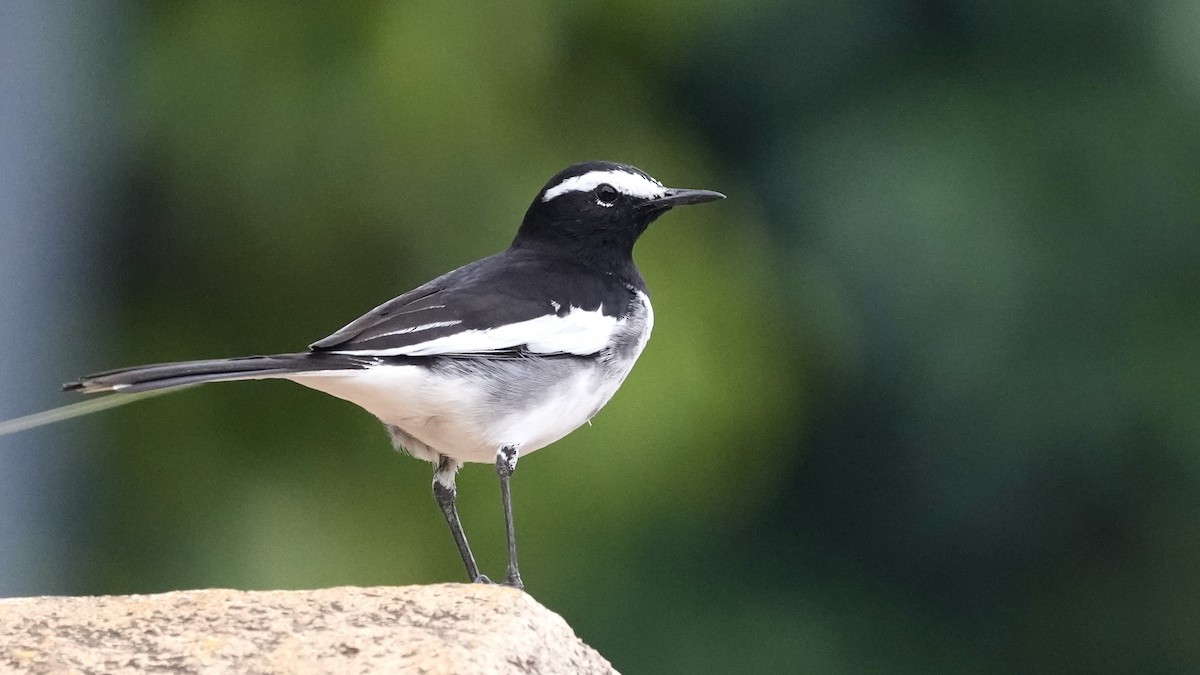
[542,169,666,202]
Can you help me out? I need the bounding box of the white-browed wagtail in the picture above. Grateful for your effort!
[23,161,725,589]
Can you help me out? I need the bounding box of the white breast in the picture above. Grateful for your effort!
[483,290,653,458]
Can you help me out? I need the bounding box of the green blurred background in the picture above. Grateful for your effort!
[2,1,1200,672]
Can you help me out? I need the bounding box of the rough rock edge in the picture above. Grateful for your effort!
[0,583,618,674]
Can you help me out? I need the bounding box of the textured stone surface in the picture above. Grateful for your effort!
[0,583,617,674]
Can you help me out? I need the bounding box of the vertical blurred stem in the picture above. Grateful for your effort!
[0,2,121,595]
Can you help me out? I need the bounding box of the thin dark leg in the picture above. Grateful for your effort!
[433,455,490,584]
[496,445,523,589]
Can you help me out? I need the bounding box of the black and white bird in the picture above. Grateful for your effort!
[61,161,724,589]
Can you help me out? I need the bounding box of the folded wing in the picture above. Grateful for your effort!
[309,252,629,359]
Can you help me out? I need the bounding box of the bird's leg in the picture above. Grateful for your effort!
[496,445,523,589]
[432,455,490,584]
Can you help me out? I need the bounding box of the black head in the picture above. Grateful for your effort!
[512,161,724,269]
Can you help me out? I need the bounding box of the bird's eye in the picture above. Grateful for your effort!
[595,184,619,205]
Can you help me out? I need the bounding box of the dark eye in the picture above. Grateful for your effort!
[595,184,619,205]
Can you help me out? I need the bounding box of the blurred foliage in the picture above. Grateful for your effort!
[39,0,1200,672]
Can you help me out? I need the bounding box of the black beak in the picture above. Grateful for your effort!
[642,187,726,211]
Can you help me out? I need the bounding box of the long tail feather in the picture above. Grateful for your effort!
[64,352,375,394]
[0,352,377,438]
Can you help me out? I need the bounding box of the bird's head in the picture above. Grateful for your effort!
[513,161,724,267]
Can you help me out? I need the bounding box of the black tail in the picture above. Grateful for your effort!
[65,352,376,395]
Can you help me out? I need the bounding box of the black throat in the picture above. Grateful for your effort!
[510,209,659,284]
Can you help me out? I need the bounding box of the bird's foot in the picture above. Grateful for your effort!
[472,574,493,584]
[503,572,524,591]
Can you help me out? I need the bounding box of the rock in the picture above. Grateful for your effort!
[0,583,618,674]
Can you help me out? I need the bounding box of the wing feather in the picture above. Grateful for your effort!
[309,250,632,358]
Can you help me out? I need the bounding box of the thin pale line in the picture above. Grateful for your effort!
[373,320,463,339]
[0,387,193,438]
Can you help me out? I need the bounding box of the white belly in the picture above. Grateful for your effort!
[286,356,629,465]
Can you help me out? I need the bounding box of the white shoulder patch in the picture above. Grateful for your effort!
[336,306,620,357]
[542,169,665,202]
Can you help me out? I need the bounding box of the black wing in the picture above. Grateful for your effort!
[309,249,635,358]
